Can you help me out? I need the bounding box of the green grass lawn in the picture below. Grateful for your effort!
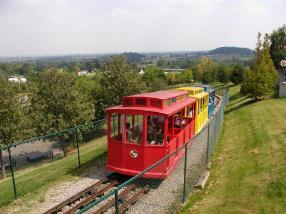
[0,136,107,208]
[182,86,286,213]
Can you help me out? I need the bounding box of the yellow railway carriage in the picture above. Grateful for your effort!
[175,87,209,133]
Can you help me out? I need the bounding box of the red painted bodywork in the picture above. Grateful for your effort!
[106,90,196,179]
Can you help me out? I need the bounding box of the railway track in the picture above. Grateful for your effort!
[43,175,150,214]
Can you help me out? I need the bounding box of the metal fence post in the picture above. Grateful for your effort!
[183,144,188,203]
[8,147,17,199]
[214,111,218,144]
[75,128,81,168]
[206,123,210,165]
[115,189,119,214]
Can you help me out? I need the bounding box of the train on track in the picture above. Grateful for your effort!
[106,86,216,179]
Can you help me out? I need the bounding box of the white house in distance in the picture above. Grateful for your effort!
[8,76,27,83]
[139,68,145,75]
[76,69,96,77]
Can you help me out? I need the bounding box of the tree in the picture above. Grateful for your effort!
[142,66,166,91]
[230,64,245,85]
[157,58,168,67]
[270,25,286,69]
[217,64,231,83]
[177,68,193,83]
[165,72,178,85]
[241,33,278,100]
[196,57,217,83]
[93,56,146,118]
[30,69,95,134]
[0,77,24,179]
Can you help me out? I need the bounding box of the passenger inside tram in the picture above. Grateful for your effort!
[147,116,164,145]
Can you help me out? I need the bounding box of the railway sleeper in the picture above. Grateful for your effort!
[92,184,137,214]
[117,185,150,214]
[64,180,119,214]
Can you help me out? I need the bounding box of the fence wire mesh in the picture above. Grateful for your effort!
[0,118,108,206]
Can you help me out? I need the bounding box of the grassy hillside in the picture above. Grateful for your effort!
[182,86,286,213]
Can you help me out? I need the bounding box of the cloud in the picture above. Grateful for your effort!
[0,0,285,56]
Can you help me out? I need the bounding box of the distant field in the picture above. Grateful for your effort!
[182,86,286,213]
[0,137,107,208]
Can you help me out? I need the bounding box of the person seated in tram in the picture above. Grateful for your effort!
[153,117,164,145]
[147,116,164,145]
[147,116,156,144]
[126,122,142,144]
[175,116,186,128]
[126,122,132,141]
[188,108,193,118]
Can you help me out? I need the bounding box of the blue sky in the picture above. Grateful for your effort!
[0,0,285,56]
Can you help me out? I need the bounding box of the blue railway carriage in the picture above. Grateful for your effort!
[194,84,215,118]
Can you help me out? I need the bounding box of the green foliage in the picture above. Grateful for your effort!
[196,57,217,83]
[177,68,193,83]
[165,72,178,85]
[217,64,231,83]
[30,69,95,134]
[142,66,166,91]
[270,25,286,69]
[230,64,245,85]
[242,33,278,99]
[0,77,24,145]
[93,56,146,118]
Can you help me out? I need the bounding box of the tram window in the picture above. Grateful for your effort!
[188,107,193,118]
[150,99,161,107]
[199,99,203,112]
[174,110,186,128]
[136,98,146,106]
[123,98,132,106]
[125,115,143,144]
[147,115,164,145]
[111,114,122,142]
[163,99,171,107]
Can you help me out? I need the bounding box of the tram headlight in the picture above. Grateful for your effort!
[130,149,138,158]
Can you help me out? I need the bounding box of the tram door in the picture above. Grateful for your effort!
[145,115,167,175]
[123,114,145,171]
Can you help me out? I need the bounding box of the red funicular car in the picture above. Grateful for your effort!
[106,90,196,179]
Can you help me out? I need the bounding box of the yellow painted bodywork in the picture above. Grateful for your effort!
[176,87,209,133]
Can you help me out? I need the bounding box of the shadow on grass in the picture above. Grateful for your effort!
[229,90,243,102]
[225,99,257,115]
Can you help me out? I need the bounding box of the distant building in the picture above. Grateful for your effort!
[139,68,145,75]
[163,68,184,74]
[8,76,27,83]
[76,70,93,77]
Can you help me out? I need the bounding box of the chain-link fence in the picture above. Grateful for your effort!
[0,118,108,207]
[77,89,228,214]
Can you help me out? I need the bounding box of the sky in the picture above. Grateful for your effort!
[0,0,285,57]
